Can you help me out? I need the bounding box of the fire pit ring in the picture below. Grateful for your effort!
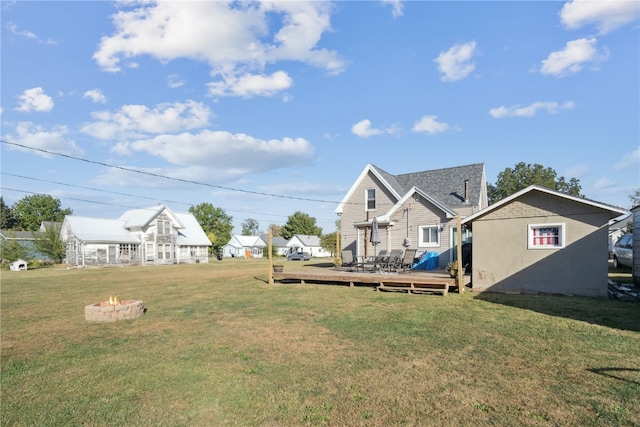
[85,299,145,322]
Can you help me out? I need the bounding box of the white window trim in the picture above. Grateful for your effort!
[528,223,565,250]
[365,188,376,211]
[418,225,440,248]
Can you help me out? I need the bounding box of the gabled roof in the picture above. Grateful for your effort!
[119,205,185,229]
[0,229,40,240]
[62,216,140,243]
[174,212,212,246]
[462,185,629,226]
[380,186,458,222]
[335,163,485,214]
[288,234,321,247]
[260,234,288,247]
[226,235,266,248]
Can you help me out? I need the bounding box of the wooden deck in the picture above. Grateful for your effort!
[272,267,471,296]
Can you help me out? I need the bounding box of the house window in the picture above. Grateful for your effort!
[418,225,440,247]
[528,223,565,249]
[146,243,154,261]
[366,189,376,211]
[119,244,139,260]
[158,244,171,260]
[157,220,171,235]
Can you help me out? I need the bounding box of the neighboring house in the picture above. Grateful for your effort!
[608,212,631,256]
[61,205,211,267]
[335,163,487,266]
[462,185,628,297]
[286,234,332,258]
[261,234,289,257]
[222,235,266,258]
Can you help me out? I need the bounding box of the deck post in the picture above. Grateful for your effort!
[456,213,463,293]
[268,229,274,285]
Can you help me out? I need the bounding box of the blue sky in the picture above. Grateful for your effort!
[1,0,638,234]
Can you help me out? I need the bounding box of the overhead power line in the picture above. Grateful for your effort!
[1,139,347,205]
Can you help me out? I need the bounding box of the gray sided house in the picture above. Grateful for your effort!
[462,185,628,297]
[61,205,211,267]
[335,163,487,266]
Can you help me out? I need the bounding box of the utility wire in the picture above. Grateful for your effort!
[1,139,351,205]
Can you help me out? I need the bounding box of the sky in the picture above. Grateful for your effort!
[1,0,639,235]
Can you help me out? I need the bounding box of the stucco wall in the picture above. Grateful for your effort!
[471,193,611,297]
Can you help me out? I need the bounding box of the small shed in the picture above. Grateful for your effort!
[462,185,628,297]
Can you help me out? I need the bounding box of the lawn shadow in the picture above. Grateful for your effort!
[473,292,640,333]
[587,368,640,386]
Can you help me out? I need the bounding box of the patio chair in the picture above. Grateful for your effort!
[340,250,357,271]
[358,249,389,272]
[394,248,417,272]
[382,249,404,272]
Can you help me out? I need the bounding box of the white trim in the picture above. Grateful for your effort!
[462,185,628,225]
[365,188,376,211]
[418,225,440,248]
[527,223,565,249]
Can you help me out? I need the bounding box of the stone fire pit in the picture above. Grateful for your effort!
[85,299,145,322]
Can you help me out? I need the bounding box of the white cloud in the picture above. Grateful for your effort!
[207,71,293,98]
[434,41,477,82]
[560,0,640,34]
[351,119,383,138]
[167,73,185,89]
[540,37,607,77]
[594,177,617,190]
[412,115,450,134]
[83,89,107,104]
[6,21,56,44]
[6,22,35,39]
[6,122,84,158]
[81,100,212,140]
[613,147,640,171]
[489,101,576,118]
[107,130,315,182]
[93,1,344,97]
[16,87,54,112]
[382,0,404,18]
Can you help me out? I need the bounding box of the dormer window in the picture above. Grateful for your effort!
[157,219,171,235]
[366,189,376,211]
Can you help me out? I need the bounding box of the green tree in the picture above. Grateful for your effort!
[0,197,16,229]
[33,224,66,263]
[321,232,338,256]
[280,211,322,240]
[11,194,72,231]
[241,218,260,236]
[487,162,582,205]
[0,231,29,262]
[268,224,281,237]
[630,188,640,208]
[189,203,233,254]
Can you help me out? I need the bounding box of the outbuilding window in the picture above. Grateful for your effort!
[528,223,565,249]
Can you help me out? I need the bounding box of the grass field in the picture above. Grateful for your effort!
[1,259,639,426]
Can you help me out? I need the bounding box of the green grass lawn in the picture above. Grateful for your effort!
[2,259,639,426]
